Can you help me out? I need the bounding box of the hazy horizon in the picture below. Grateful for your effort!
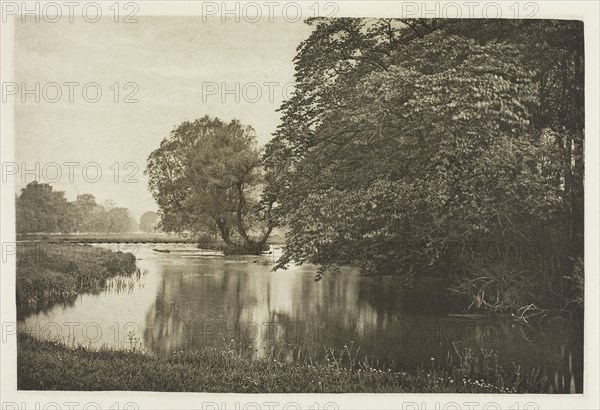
[15,17,313,219]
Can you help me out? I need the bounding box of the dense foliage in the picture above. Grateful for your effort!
[16,182,137,234]
[146,116,275,253]
[139,211,160,233]
[265,19,584,315]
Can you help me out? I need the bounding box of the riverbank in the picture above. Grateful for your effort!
[18,332,548,393]
[16,242,573,393]
[17,233,199,244]
[16,242,137,317]
[17,231,287,245]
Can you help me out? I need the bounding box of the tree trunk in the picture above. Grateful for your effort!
[215,219,234,248]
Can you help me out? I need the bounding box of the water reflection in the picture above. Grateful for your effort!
[21,244,583,392]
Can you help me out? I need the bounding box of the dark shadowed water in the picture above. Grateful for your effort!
[20,244,583,392]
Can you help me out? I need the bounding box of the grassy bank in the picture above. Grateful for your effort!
[18,333,550,393]
[16,242,137,317]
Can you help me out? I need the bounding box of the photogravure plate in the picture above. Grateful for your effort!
[1,1,599,409]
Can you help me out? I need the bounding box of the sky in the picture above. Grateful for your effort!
[15,17,313,219]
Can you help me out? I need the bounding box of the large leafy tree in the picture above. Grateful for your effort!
[16,181,75,233]
[139,211,159,233]
[106,207,133,233]
[146,116,275,253]
[266,19,583,312]
[72,194,100,232]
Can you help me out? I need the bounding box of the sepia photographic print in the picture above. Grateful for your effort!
[1,1,599,409]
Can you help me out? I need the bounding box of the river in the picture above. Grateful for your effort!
[20,243,583,393]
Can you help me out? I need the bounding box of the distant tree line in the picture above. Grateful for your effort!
[16,181,137,234]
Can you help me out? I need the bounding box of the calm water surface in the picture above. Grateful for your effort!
[21,244,583,392]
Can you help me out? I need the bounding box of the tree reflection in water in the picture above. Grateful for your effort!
[141,251,582,392]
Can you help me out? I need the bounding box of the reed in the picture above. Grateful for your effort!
[16,242,137,316]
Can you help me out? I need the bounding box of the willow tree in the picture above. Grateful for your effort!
[146,116,275,254]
